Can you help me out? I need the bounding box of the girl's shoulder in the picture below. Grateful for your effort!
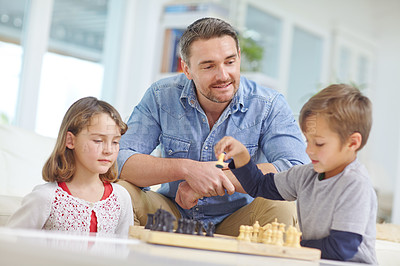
[110,183,132,201]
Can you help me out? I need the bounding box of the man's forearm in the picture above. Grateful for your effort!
[223,162,277,194]
[119,154,189,187]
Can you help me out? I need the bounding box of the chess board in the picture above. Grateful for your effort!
[129,226,321,261]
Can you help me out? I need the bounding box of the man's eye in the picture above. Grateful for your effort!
[93,140,102,143]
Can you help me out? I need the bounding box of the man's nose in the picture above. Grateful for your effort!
[216,65,229,80]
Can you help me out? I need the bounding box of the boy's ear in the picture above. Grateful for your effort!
[348,132,362,151]
[65,131,75,149]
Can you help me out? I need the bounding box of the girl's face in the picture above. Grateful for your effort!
[66,113,121,178]
[303,114,357,179]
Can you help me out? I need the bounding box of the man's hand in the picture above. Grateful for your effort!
[182,160,235,197]
[175,181,201,209]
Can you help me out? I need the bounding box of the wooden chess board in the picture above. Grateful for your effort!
[129,226,321,261]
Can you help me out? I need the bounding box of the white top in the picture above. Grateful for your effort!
[7,182,134,236]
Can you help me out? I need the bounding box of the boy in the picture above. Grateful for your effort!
[214,84,377,264]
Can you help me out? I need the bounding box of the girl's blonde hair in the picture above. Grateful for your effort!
[299,84,372,151]
[42,97,127,183]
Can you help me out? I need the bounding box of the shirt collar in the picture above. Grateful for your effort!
[179,76,248,113]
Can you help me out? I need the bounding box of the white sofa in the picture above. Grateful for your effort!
[0,124,55,225]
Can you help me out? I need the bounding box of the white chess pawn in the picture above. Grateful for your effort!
[237,225,245,240]
[244,226,253,242]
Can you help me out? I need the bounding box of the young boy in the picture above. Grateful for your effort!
[215,84,377,264]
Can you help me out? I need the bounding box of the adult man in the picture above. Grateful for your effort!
[117,17,309,236]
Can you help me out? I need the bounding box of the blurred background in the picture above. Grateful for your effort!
[0,0,399,223]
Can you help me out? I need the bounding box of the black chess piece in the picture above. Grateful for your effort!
[144,213,154,229]
[206,221,215,237]
[175,218,184,234]
[196,220,204,236]
[188,220,196,235]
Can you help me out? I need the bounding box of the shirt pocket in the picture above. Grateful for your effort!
[244,144,258,158]
[160,134,191,158]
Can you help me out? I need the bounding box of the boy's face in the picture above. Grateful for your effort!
[303,114,357,179]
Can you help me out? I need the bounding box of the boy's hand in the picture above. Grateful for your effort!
[214,136,251,168]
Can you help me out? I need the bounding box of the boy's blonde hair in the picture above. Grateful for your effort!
[42,97,128,183]
[299,84,372,151]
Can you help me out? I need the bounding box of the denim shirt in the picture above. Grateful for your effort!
[118,73,309,226]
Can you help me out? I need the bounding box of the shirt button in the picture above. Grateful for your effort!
[204,146,208,150]
[168,149,173,155]
[195,207,199,211]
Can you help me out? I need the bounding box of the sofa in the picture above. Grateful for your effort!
[0,124,55,225]
[1,123,400,265]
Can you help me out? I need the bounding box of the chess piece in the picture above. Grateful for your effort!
[244,226,252,242]
[196,220,204,236]
[175,218,184,234]
[215,153,225,168]
[144,213,154,229]
[206,221,215,237]
[284,225,295,246]
[252,221,260,242]
[237,225,245,240]
[262,228,272,244]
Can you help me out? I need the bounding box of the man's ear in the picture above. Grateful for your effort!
[181,59,192,80]
[348,132,362,151]
[65,131,75,149]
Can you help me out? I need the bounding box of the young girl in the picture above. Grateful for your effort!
[7,97,134,235]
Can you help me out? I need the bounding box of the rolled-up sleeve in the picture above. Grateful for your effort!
[117,86,162,176]
[260,93,310,172]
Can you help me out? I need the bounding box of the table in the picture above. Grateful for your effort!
[0,227,386,266]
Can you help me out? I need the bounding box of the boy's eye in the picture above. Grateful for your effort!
[316,143,324,147]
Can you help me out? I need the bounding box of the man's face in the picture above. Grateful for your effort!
[182,36,241,106]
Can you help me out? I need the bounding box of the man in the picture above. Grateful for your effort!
[117,17,309,236]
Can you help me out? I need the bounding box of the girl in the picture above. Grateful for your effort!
[7,97,134,235]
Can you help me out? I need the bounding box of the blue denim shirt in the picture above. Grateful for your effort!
[118,73,309,226]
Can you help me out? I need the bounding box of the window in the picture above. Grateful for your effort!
[287,26,323,115]
[0,0,29,124]
[35,0,109,137]
[244,5,282,78]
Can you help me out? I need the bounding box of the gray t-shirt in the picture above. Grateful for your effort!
[274,159,377,264]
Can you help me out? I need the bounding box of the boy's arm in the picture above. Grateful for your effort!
[301,230,362,261]
[229,160,284,200]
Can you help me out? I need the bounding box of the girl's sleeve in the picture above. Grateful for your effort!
[6,183,54,229]
[114,184,134,236]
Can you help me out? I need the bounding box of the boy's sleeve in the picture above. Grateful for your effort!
[301,229,362,261]
[229,160,284,200]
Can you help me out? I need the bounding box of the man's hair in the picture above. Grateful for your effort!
[299,84,372,151]
[42,96,128,183]
[179,17,239,65]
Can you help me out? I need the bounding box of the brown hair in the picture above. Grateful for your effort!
[42,97,127,183]
[179,17,239,65]
[299,84,372,151]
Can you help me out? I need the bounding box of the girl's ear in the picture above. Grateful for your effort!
[65,131,75,149]
[348,132,362,151]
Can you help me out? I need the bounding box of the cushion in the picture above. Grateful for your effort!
[0,124,55,197]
